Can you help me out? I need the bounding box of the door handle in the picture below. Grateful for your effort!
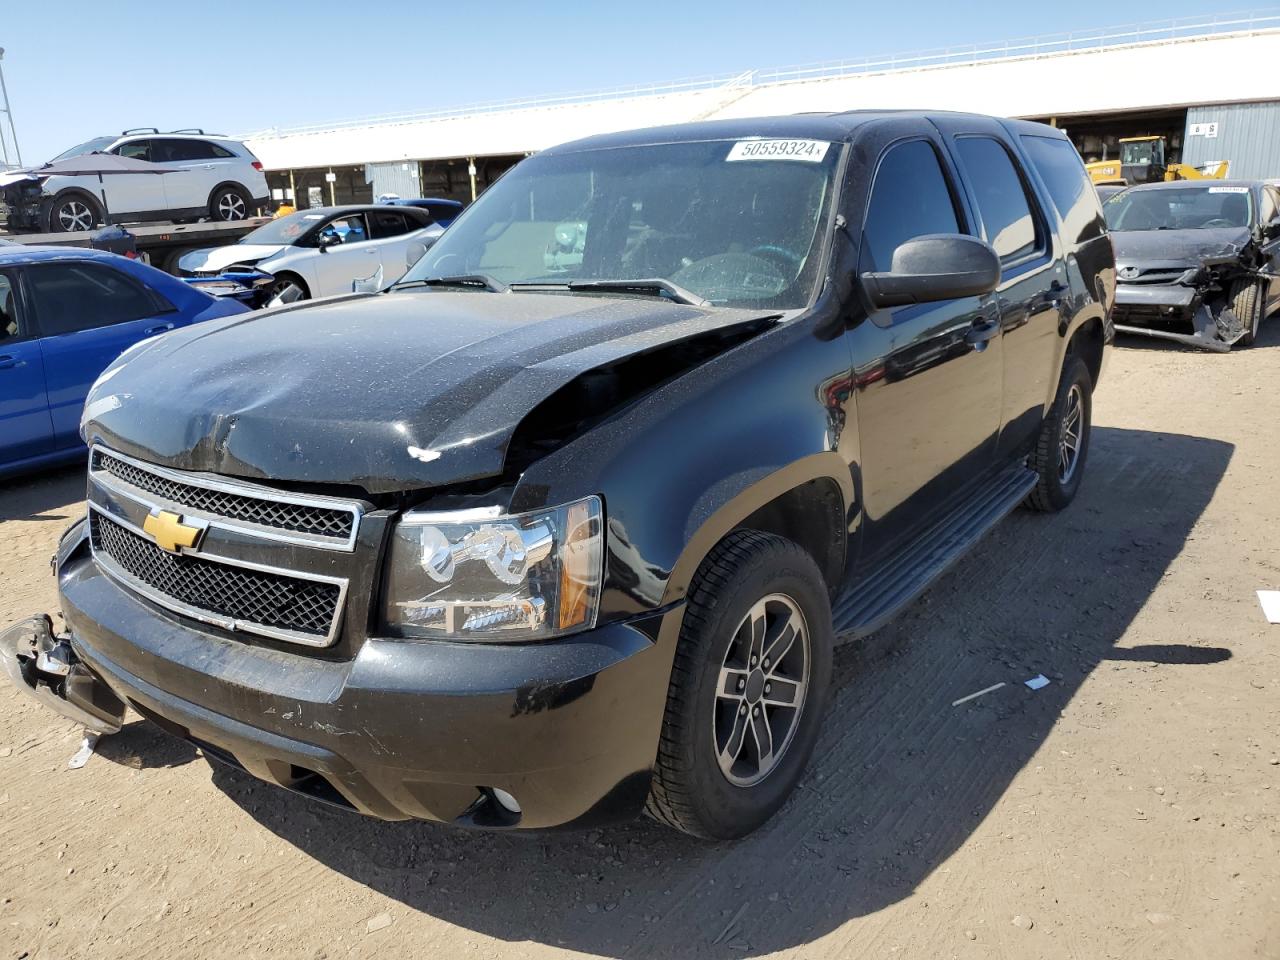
[964,319,1001,346]
[0,354,26,370]
[144,322,175,335]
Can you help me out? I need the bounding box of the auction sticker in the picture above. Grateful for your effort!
[726,139,830,162]
[1208,186,1249,193]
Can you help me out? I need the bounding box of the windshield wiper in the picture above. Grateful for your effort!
[392,274,509,293]
[509,278,709,306]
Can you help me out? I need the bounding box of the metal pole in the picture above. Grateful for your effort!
[288,169,296,207]
[0,48,22,168]
[468,157,477,202]
[328,168,336,206]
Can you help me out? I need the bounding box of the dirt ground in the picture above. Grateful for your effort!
[2,326,1278,960]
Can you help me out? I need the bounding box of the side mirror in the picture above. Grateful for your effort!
[317,232,340,253]
[860,234,1001,309]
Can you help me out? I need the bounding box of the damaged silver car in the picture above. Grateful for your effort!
[1104,181,1280,351]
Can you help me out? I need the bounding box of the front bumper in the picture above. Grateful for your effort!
[1113,283,1236,353]
[40,528,682,829]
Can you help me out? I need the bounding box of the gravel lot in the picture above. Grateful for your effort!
[2,327,1278,960]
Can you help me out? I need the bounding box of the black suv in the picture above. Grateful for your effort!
[3,112,1113,840]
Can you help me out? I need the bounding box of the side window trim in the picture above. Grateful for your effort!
[948,133,1052,275]
[23,260,166,336]
[0,268,35,343]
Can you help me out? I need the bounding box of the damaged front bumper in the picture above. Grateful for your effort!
[24,521,679,830]
[1113,279,1251,353]
[1,179,50,233]
[1,614,126,734]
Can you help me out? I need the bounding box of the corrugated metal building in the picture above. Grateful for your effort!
[1181,101,1280,180]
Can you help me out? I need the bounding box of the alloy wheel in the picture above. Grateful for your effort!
[1058,383,1084,483]
[713,593,810,787]
[57,200,94,232]
[217,192,247,221]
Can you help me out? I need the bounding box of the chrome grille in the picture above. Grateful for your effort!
[90,512,341,641]
[92,449,354,540]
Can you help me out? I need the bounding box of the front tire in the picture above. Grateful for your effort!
[46,193,101,233]
[1025,354,1093,512]
[646,530,832,840]
[1230,278,1265,348]
[209,185,251,222]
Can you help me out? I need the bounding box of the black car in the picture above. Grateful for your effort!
[381,197,464,227]
[3,111,1113,840]
[1104,180,1280,350]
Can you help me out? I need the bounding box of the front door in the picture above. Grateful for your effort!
[312,213,380,296]
[25,260,178,448]
[847,128,1004,565]
[107,138,170,215]
[0,268,54,466]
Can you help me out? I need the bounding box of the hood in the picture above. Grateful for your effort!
[0,170,38,189]
[82,290,775,493]
[178,244,288,274]
[1111,227,1253,271]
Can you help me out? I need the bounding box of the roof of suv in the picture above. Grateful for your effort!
[542,110,1064,155]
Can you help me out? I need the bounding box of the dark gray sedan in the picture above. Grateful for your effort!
[1104,180,1280,350]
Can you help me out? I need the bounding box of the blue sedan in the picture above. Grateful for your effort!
[1,246,249,476]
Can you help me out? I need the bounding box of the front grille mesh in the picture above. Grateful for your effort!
[91,512,340,639]
[93,450,353,540]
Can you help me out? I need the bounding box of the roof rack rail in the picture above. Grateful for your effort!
[121,127,160,135]
[168,128,210,135]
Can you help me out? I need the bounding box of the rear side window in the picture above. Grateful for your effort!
[208,142,237,159]
[150,138,218,162]
[953,137,1041,263]
[368,210,414,239]
[861,139,961,273]
[1020,134,1105,243]
[27,262,172,335]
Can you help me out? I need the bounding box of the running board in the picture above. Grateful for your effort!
[832,465,1038,641]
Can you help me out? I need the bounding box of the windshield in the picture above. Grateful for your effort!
[50,137,116,162]
[1119,139,1163,167]
[238,210,328,245]
[1104,186,1254,232]
[398,138,841,308]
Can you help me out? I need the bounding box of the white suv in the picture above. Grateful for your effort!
[4,129,270,233]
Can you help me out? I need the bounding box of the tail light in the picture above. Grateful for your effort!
[251,161,263,172]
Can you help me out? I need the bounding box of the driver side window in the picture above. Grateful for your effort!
[861,140,962,274]
[320,214,369,245]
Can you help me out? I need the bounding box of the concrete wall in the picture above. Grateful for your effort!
[1181,101,1280,180]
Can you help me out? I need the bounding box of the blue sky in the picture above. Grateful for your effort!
[2,0,1245,163]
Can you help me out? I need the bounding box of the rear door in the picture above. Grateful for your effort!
[1259,185,1280,310]
[146,138,215,211]
[0,267,54,466]
[932,116,1064,459]
[367,209,435,285]
[847,121,1005,562]
[26,260,180,448]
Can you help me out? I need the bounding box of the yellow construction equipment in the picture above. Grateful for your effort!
[1086,136,1228,186]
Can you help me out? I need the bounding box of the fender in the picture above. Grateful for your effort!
[511,311,857,623]
[1043,233,1115,413]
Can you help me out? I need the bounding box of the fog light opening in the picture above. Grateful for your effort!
[490,787,521,815]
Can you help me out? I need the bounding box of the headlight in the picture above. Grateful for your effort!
[383,496,603,641]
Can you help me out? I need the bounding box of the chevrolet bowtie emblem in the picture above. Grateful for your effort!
[142,510,204,554]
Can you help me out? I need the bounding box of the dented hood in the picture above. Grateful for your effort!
[177,244,288,274]
[1111,227,1254,271]
[83,290,773,493]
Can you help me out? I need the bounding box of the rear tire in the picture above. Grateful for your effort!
[45,192,101,233]
[1230,278,1265,348]
[209,185,251,222]
[1024,354,1093,513]
[645,530,832,840]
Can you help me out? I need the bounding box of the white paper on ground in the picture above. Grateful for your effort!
[1258,590,1280,624]
[1025,674,1051,690]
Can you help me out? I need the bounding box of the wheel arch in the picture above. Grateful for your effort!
[207,180,253,214]
[46,187,103,228]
